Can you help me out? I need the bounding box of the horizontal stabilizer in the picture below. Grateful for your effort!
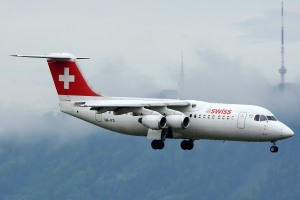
[11,53,89,60]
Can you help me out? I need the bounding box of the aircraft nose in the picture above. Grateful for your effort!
[286,127,294,138]
[281,123,294,138]
[277,122,294,139]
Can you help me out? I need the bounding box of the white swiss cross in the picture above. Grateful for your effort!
[59,67,75,89]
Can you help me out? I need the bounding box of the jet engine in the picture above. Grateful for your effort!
[166,115,190,129]
[138,115,167,130]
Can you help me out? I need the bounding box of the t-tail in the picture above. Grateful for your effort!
[12,53,101,101]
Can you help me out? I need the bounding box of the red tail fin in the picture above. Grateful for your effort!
[12,53,101,97]
[47,60,100,96]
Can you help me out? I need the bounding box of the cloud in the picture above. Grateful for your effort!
[0,109,100,145]
[1,0,299,143]
[2,45,299,143]
[263,83,300,122]
[178,46,300,123]
[88,56,163,98]
[179,47,268,104]
[234,9,300,43]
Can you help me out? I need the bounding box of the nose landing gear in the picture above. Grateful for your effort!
[270,141,279,153]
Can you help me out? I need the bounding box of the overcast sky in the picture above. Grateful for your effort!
[1,0,299,136]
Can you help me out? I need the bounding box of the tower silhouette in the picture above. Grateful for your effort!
[278,0,287,88]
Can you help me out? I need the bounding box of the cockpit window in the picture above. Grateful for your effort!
[267,116,277,121]
[255,114,276,121]
[254,115,260,121]
[260,115,268,121]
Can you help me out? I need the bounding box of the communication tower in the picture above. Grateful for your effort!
[278,0,287,87]
[177,52,184,97]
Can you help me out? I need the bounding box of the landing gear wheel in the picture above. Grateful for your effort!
[159,141,165,149]
[270,146,279,153]
[151,140,164,150]
[188,141,194,150]
[270,141,279,153]
[180,140,194,150]
[180,140,187,150]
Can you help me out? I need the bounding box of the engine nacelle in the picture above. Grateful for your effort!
[166,115,190,129]
[138,115,167,130]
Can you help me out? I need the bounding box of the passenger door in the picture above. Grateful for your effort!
[237,112,247,129]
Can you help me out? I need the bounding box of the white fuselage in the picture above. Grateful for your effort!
[59,97,293,142]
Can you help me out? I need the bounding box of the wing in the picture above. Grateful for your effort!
[79,99,191,115]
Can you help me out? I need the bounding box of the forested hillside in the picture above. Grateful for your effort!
[0,121,298,200]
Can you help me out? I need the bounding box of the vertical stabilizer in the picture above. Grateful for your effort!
[12,53,101,100]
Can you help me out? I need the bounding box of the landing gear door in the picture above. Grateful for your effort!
[147,129,161,140]
[237,112,247,129]
[95,112,102,122]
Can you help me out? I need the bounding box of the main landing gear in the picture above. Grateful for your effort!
[151,128,194,150]
[151,128,168,150]
[181,139,194,150]
[151,139,195,150]
[151,140,165,150]
[270,141,279,153]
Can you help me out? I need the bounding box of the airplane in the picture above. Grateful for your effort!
[12,53,294,153]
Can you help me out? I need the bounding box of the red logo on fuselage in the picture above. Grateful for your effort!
[206,108,232,115]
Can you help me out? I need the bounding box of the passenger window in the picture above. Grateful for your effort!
[199,114,201,118]
[227,116,230,120]
[231,116,234,120]
[212,115,215,119]
[203,115,206,119]
[254,115,260,121]
[260,115,267,121]
[222,116,225,120]
[249,114,253,118]
[194,114,197,118]
[208,115,210,119]
[190,114,192,118]
[218,115,221,119]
